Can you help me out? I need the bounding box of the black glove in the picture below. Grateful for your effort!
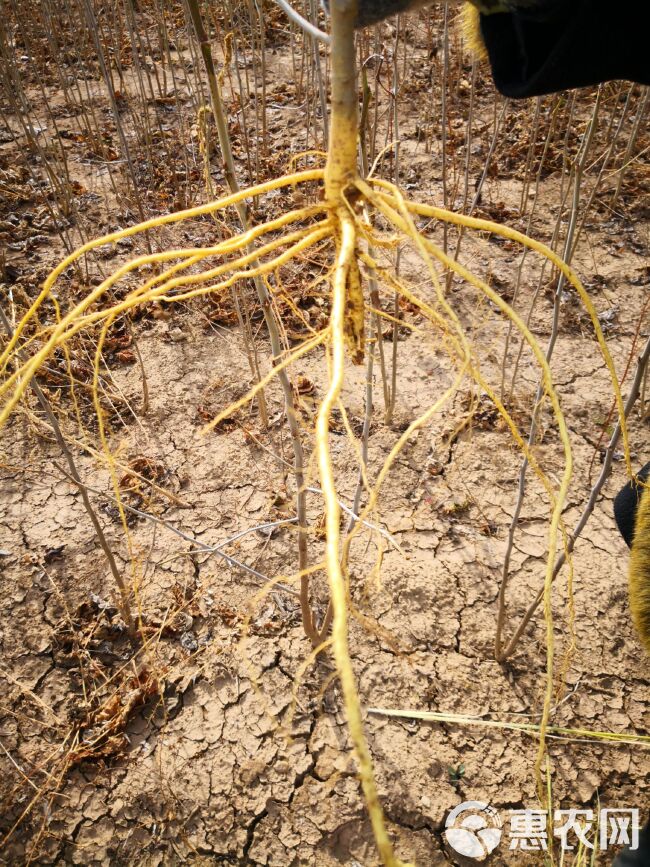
[479,0,650,98]
[321,0,423,29]
[327,0,541,29]
[344,0,650,98]
[614,463,650,550]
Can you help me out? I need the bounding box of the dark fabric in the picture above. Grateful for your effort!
[479,1,650,98]
[612,468,650,865]
[614,463,650,549]
[612,820,650,867]
[328,0,429,29]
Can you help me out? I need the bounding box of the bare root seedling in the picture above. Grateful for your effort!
[0,2,635,863]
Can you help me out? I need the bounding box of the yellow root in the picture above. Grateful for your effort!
[0,170,324,371]
[316,209,405,865]
[1,153,632,862]
[369,179,630,473]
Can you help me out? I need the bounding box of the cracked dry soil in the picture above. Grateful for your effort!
[2,252,648,865]
[1,11,649,867]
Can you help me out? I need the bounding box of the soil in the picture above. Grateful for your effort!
[0,3,649,866]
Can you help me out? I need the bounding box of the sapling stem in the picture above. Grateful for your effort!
[185,0,318,645]
[495,91,602,662]
[320,4,407,865]
[498,334,650,660]
[0,303,135,636]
